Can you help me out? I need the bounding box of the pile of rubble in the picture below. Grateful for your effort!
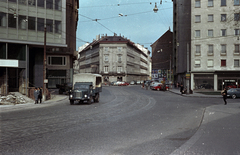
[0,92,34,105]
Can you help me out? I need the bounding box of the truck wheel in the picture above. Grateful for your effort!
[59,89,63,94]
[70,100,74,105]
[87,97,92,105]
[95,94,99,102]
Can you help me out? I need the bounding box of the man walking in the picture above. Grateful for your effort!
[38,87,42,103]
[34,87,39,104]
[221,87,227,105]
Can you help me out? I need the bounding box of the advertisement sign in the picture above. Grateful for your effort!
[152,74,158,79]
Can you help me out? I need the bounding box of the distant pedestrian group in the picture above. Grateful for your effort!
[34,87,42,104]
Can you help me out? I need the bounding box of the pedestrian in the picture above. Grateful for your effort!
[34,87,39,104]
[38,87,42,103]
[142,82,144,89]
[145,82,149,90]
[221,87,228,105]
[180,83,184,94]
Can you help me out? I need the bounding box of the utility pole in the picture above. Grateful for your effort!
[170,54,171,87]
[186,43,190,94]
[43,27,46,101]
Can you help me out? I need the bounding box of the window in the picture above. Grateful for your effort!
[46,0,53,9]
[55,20,61,33]
[221,0,226,6]
[207,59,214,67]
[18,15,27,29]
[55,0,62,10]
[37,18,44,31]
[235,44,240,54]
[234,13,240,21]
[28,16,35,30]
[48,56,66,66]
[118,55,122,62]
[207,59,213,67]
[208,45,213,55]
[208,29,213,37]
[37,0,44,7]
[117,66,122,73]
[208,14,213,22]
[195,59,201,67]
[235,29,240,36]
[221,14,226,21]
[8,14,16,28]
[234,0,240,5]
[221,29,226,36]
[195,0,201,8]
[104,47,109,52]
[208,0,213,6]
[221,60,226,67]
[104,66,109,73]
[8,0,16,2]
[195,15,201,22]
[221,44,226,54]
[0,12,7,27]
[234,60,240,67]
[104,55,109,61]
[46,19,53,32]
[195,45,201,55]
[195,30,200,37]
[117,47,122,52]
[28,0,35,6]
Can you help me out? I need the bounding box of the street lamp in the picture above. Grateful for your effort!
[153,2,158,13]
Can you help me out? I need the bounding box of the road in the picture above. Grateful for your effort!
[0,85,235,155]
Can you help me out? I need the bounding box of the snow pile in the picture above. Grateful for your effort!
[0,92,33,105]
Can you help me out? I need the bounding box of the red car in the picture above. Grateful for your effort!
[152,84,169,91]
[118,82,129,86]
[227,84,237,88]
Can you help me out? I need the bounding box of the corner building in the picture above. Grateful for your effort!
[78,35,151,83]
[173,0,240,91]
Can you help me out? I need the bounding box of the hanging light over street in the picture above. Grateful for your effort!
[153,2,158,13]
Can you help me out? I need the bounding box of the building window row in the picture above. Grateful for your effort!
[195,13,240,23]
[195,44,240,55]
[195,0,239,7]
[0,12,61,33]
[194,59,240,67]
[195,29,239,37]
[48,56,66,66]
[6,0,62,11]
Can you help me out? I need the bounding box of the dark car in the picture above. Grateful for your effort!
[56,82,72,94]
[227,88,240,99]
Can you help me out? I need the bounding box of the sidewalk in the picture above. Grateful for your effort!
[0,94,67,113]
[169,88,222,98]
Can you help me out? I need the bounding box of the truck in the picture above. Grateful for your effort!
[69,73,102,105]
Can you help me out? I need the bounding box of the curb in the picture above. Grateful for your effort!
[168,90,222,98]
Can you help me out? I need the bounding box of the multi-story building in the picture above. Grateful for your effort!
[151,29,173,82]
[0,0,78,95]
[78,35,151,83]
[173,0,240,91]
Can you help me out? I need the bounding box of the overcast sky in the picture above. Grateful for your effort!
[76,0,173,54]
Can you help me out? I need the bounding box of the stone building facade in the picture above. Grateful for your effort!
[78,35,151,83]
[173,0,240,91]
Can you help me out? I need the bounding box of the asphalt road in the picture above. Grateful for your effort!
[0,85,235,155]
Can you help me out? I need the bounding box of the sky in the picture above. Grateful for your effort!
[76,0,173,55]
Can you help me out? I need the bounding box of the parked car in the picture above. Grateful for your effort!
[118,81,129,86]
[136,80,141,85]
[56,82,72,94]
[130,81,136,85]
[150,81,161,89]
[151,83,169,91]
[227,88,240,99]
[227,84,237,88]
[152,83,163,91]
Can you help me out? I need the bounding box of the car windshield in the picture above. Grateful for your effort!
[74,85,89,90]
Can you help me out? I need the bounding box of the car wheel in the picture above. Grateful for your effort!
[70,100,74,105]
[232,94,236,99]
[157,88,160,91]
[59,89,63,94]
